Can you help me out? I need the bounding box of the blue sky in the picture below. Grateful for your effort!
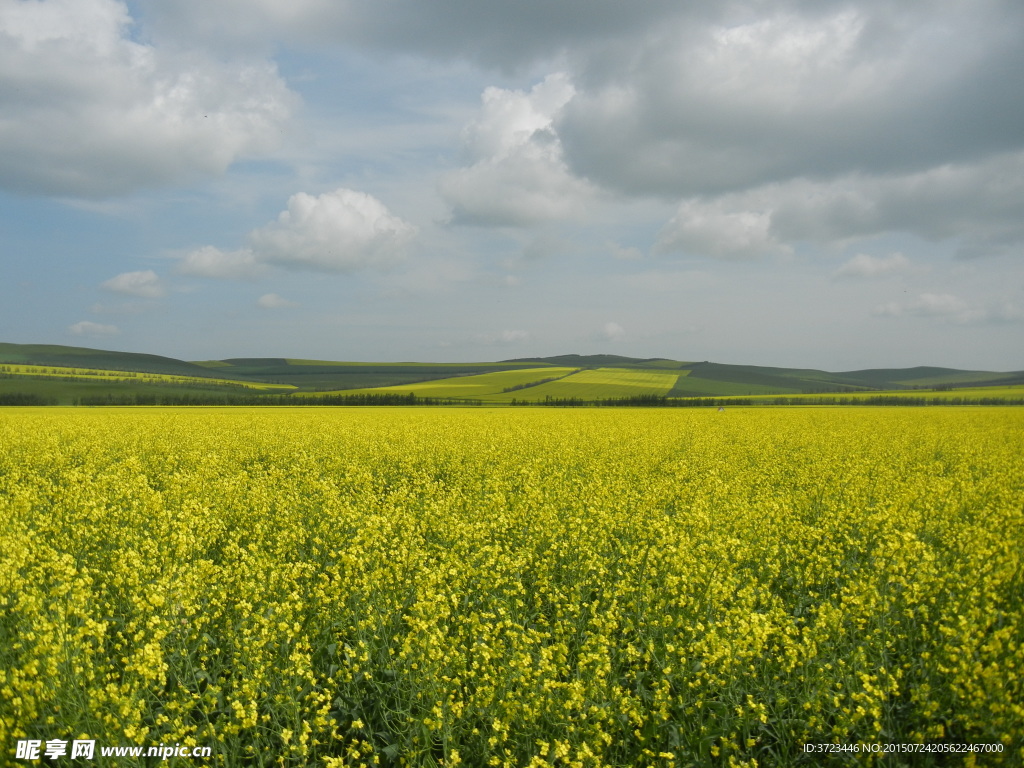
[1,0,1022,370]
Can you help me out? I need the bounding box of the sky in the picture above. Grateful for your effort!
[1,0,1022,371]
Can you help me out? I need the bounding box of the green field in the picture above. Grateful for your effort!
[335,367,683,404]
[195,358,557,391]
[0,364,294,391]
[2,342,1023,405]
[735,385,1024,404]
[490,368,681,402]
[306,367,578,401]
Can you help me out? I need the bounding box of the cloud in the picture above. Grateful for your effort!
[651,150,1024,258]
[439,74,599,226]
[257,293,298,309]
[137,0,684,70]
[474,329,530,345]
[834,253,916,279]
[101,270,165,297]
[249,189,417,272]
[656,202,790,259]
[904,293,970,318]
[608,242,644,261]
[69,320,119,336]
[873,294,1023,325]
[0,0,295,197]
[179,188,417,277]
[602,321,625,341]
[558,3,1024,197]
[162,1,1022,255]
[176,246,265,279]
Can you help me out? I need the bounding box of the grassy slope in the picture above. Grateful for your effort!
[202,359,555,391]
[731,385,1024,403]
[503,354,687,370]
[0,377,283,405]
[310,367,578,400]
[328,367,681,403]
[489,368,680,402]
[0,364,293,391]
[0,343,251,380]
[2,343,1022,403]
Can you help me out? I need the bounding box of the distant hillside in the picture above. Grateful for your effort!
[0,343,250,380]
[502,354,686,369]
[835,366,1024,389]
[200,358,551,390]
[2,342,1021,404]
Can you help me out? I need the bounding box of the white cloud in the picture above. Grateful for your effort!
[0,0,295,197]
[69,320,119,336]
[250,189,416,272]
[656,201,790,260]
[651,150,1024,258]
[176,246,264,280]
[602,321,625,341]
[608,242,644,261]
[906,293,970,317]
[179,188,416,277]
[559,4,1024,196]
[475,329,530,345]
[101,270,165,298]
[873,293,1023,325]
[257,293,298,309]
[834,253,916,279]
[500,329,529,343]
[440,74,599,227]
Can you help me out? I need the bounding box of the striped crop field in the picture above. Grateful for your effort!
[3,406,1021,766]
[306,367,578,401]
[0,364,295,392]
[490,367,681,402]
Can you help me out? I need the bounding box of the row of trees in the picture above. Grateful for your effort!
[2,390,1019,408]
[0,393,57,405]
[72,392,481,406]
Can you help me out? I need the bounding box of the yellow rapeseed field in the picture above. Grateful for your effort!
[1,407,1021,767]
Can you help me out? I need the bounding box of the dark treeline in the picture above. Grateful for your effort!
[502,377,562,393]
[0,393,57,405]
[593,394,1024,407]
[502,368,582,393]
[73,392,481,406]
[510,396,588,406]
[6,391,1021,408]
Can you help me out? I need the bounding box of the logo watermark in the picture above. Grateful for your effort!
[15,739,213,761]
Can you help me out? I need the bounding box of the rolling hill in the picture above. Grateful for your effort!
[1,343,1022,405]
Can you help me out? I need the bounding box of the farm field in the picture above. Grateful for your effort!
[488,368,680,402]
[316,367,679,403]
[1,407,1022,766]
[721,386,1024,404]
[0,364,295,391]
[311,367,579,401]
[3,343,1023,403]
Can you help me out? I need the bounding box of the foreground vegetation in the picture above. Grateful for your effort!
[2,407,1022,766]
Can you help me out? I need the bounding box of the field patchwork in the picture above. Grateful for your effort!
[490,367,681,402]
[0,364,294,391]
[308,367,579,401]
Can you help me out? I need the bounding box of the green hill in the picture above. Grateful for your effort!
[199,358,553,390]
[1,342,1022,405]
[502,354,685,369]
[0,343,250,380]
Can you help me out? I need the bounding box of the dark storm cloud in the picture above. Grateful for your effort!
[556,1,1024,197]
